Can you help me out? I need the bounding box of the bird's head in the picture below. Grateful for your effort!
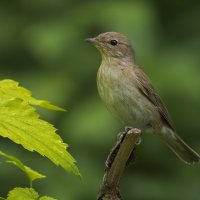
[86,32,134,61]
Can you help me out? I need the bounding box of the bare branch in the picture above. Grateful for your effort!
[97,128,141,200]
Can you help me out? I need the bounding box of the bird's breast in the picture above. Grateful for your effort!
[97,61,159,130]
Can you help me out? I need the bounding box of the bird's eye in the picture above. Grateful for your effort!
[110,40,118,46]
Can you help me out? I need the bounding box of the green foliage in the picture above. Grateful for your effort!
[7,188,38,200]
[0,151,45,186]
[0,80,65,111]
[39,197,57,200]
[6,187,56,200]
[1,1,200,200]
[0,79,79,176]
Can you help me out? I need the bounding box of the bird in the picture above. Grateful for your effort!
[86,31,200,164]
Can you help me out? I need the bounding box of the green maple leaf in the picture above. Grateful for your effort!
[6,187,57,200]
[0,79,80,176]
[7,188,39,200]
[0,151,45,185]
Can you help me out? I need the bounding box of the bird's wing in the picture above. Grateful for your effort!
[134,66,175,131]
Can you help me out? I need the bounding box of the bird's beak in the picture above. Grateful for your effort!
[85,37,99,45]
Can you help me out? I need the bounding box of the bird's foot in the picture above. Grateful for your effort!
[125,127,142,145]
[106,127,142,169]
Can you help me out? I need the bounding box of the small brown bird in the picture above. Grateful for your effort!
[86,32,200,164]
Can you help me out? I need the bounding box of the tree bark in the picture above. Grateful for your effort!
[97,128,141,200]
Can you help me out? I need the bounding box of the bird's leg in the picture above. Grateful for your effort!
[126,126,142,144]
[125,127,142,167]
[106,127,142,169]
[105,128,127,169]
[125,126,133,132]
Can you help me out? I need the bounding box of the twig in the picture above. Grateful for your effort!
[97,128,141,200]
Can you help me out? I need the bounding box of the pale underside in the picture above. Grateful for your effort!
[97,57,166,133]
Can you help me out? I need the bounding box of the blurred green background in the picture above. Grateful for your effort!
[0,0,200,199]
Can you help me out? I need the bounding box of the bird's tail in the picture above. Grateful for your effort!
[160,128,200,164]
